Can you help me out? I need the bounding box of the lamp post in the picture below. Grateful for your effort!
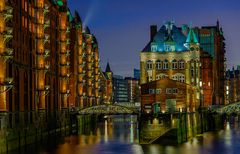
[0,78,13,93]
[199,81,204,133]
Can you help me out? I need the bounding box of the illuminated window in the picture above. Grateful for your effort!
[163,60,169,70]
[172,59,178,69]
[146,60,153,70]
[151,45,157,52]
[156,60,162,70]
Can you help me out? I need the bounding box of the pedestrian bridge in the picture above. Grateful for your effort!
[78,104,136,114]
[214,101,240,114]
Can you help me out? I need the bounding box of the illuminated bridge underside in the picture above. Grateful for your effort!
[78,104,134,114]
[215,102,240,114]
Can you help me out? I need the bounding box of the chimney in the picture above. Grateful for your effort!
[150,25,157,42]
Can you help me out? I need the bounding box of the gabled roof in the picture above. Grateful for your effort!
[142,22,189,52]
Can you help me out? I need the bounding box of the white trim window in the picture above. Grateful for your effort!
[172,59,178,69]
[146,60,153,70]
[148,76,152,82]
[166,88,172,94]
[172,88,178,94]
[179,75,185,83]
[156,60,162,70]
[163,60,169,70]
[179,60,185,69]
[151,45,158,52]
[172,75,178,81]
[156,89,161,94]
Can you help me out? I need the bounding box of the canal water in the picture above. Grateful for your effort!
[9,115,240,154]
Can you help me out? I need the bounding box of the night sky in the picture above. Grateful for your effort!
[68,0,240,77]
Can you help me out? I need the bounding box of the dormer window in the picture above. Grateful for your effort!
[151,45,158,52]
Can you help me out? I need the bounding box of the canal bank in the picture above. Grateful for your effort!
[5,114,240,154]
[0,110,78,153]
[0,111,227,153]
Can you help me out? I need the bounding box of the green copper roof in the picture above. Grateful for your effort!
[52,0,63,6]
[57,0,63,6]
[67,9,74,22]
[186,28,198,44]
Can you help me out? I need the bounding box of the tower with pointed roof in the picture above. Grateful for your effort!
[103,62,113,104]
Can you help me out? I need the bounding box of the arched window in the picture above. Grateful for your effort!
[146,60,153,70]
[172,75,178,81]
[172,59,178,69]
[163,60,169,70]
[156,60,162,70]
[179,60,185,69]
[157,74,168,80]
[172,73,185,83]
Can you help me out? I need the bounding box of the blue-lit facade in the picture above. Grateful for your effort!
[113,75,129,103]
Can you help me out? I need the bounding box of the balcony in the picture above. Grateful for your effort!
[4,6,13,22]
[44,64,50,73]
[44,4,49,15]
[0,77,13,93]
[0,48,13,61]
[44,34,50,44]
[66,50,71,57]
[66,27,70,34]
[36,85,50,96]
[44,20,50,29]
[44,49,50,58]
[3,27,13,42]
[66,38,71,45]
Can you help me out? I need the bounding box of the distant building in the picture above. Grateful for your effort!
[113,75,128,103]
[195,21,226,105]
[226,66,240,104]
[140,21,226,113]
[125,77,140,103]
[104,62,114,104]
[134,69,140,80]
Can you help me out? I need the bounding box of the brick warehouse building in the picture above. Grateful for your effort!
[0,0,101,130]
[140,21,225,113]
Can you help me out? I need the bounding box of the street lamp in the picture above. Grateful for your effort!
[35,85,50,104]
[0,77,13,93]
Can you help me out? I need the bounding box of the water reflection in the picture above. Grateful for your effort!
[8,115,240,154]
